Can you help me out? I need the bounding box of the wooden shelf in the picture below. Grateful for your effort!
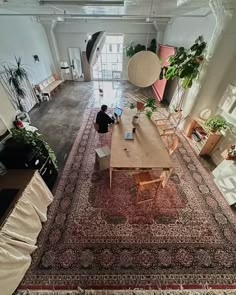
[187,118,222,156]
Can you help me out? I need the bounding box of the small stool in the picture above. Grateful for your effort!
[95,146,111,171]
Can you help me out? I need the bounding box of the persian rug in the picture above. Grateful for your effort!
[14,289,236,295]
[20,108,236,291]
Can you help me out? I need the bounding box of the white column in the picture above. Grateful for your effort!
[50,20,61,77]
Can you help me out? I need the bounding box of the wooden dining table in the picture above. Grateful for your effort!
[110,108,173,188]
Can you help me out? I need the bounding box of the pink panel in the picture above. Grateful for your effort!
[152,45,175,101]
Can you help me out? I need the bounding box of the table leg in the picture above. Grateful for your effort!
[110,167,112,188]
[161,168,173,188]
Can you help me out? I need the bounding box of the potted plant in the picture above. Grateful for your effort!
[205,116,229,133]
[3,57,29,111]
[130,98,157,121]
[147,38,157,54]
[226,145,236,160]
[161,36,207,89]
[125,39,157,58]
[11,127,58,169]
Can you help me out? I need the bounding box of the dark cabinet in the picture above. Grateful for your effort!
[0,138,57,190]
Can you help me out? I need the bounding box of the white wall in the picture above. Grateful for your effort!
[0,84,16,130]
[0,16,55,84]
[45,20,157,80]
[162,13,215,48]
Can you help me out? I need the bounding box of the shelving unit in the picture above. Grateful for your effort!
[187,118,222,156]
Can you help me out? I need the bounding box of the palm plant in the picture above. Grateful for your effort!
[3,57,29,111]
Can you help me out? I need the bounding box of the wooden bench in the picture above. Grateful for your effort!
[36,74,63,99]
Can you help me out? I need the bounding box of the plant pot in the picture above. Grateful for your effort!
[132,115,139,124]
[137,101,144,111]
[226,154,236,161]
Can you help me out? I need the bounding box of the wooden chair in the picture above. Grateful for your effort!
[132,172,163,204]
[154,110,182,137]
[168,136,179,155]
[93,122,108,147]
[156,137,178,189]
[93,122,99,132]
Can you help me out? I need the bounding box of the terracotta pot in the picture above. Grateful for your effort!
[226,154,236,161]
[137,101,144,111]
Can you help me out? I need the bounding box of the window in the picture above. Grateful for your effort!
[93,34,124,81]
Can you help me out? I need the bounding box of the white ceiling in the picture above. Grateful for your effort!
[0,0,234,19]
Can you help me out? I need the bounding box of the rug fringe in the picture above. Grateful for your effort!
[15,289,236,295]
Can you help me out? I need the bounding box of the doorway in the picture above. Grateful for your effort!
[92,34,124,81]
[68,47,84,81]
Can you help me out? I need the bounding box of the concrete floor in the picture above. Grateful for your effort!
[30,80,154,172]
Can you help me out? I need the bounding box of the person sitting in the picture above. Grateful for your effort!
[96,105,115,133]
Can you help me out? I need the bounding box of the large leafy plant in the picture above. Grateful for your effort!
[125,39,157,58]
[161,36,207,88]
[3,57,29,111]
[11,127,58,168]
[205,116,229,132]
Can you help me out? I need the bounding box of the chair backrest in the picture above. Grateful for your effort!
[93,122,99,132]
[169,136,179,155]
[168,110,182,125]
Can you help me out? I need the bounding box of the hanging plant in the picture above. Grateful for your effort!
[161,36,207,89]
[125,39,157,58]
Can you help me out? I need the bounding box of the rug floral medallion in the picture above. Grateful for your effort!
[21,109,236,290]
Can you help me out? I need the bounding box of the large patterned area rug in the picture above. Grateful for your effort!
[15,289,236,295]
[20,108,236,290]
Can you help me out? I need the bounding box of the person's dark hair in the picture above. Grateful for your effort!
[101,105,108,112]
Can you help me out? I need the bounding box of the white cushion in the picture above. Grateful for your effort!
[48,76,55,84]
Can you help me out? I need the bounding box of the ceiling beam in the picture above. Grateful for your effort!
[0,12,212,17]
[39,0,124,6]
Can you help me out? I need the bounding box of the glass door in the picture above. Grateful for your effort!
[93,34,124,81]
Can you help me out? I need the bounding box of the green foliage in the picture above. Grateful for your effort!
[161,36,207,89]
[125,39,157,58]
[11,127,58,169]
[228,145,236,157]
[205,116,229,132]
[147,38,157,54]
[2,56,29,111]
[144,98,157,112]
[145,110,153,119]
[129,98,157,118]
[129,102,136,109]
